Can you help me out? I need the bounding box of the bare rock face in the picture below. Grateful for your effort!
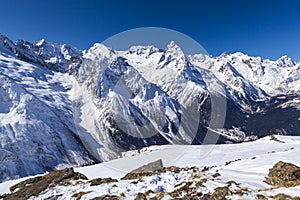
[121,161,191,181]
[89,177,118,186]
[121,159,165,180]
[129,159,163,174]
[265,161,300,187]
[1,168,87,200]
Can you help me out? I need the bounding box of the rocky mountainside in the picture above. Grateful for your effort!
[0,34,299,182]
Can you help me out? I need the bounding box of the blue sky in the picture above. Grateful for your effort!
[1,0,300,61]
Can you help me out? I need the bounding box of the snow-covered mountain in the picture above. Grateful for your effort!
[0,34,81,73]
[0,34,299,183]
[0,35,95,182]
[73,41,300,162]
[189,52,300,97]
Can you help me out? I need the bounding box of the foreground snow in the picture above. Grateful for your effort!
[1,135,299,199]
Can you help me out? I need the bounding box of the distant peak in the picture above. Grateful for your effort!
[278,55,293,61]
[165,41,181,51]
[221,51,227,56]
[84,43,116,60]
[89,43,110,52]
[163,41,185,59]
[127,45,159,55]
[0,33,7,39]
[0,33,12,43]
[158,41,186,70]
[167,40,177,47]
[230,52,247,57]
[36,38,46,46]
[277,55,295,67]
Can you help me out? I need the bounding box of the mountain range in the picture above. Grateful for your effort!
[0,34,299,183]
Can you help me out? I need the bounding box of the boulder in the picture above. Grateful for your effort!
[265,161,300,187]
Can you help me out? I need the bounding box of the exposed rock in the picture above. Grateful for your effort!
[121,166,182,180]
[225,158,241,166]
[269,193,300,200]
[72,191,92,200]
[43,194,62,200]
[89,177,118,186]
[257,194,268,200]
[265,161,300,187]
[134,192,147,200]
[195,178,208,187]
[212,186,232,199]
[91,194,120,200]
[9,176,42,192]
[201,193,212,200]
[3,168,87,200]
[270,135,285,143]
[169,181,194,198]
[129,159,163,174]
[272,193,293,200]
[212,172,221,178]
[202,186,232,200]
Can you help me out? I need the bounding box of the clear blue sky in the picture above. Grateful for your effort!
[1,0,300,61]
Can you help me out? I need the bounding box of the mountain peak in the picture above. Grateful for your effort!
[158,41,186,70]
[0,34,16,55]
[35,38,46,46]
[277,55,295,67]
[127,45,159,56]
[84,43,115,60]
[165,41,182,54]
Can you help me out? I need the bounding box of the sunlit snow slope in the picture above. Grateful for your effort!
[1,135,299,199]
[0,35,94,182]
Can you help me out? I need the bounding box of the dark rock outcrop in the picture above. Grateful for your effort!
[89,177,118,186]
[2,168,87,200]
[129,159,163,174]
[265,161,300,187]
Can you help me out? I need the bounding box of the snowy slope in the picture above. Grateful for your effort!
[0,37,94,182]
[1,135,299,199]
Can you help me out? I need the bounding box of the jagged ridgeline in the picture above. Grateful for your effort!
[0,34,299,182]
